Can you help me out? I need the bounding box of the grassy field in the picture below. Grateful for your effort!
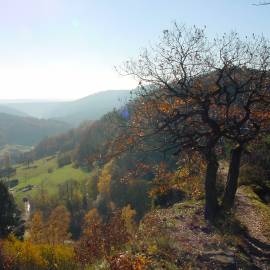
[13,156,90,204]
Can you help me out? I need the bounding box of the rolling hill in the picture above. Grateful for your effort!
[51,90,131,125]
[0,104,28,117]
[0,113,70,147]
[4,102,65,119]
[5,90,131,126]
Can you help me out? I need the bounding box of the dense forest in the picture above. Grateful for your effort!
[1,24,270,270]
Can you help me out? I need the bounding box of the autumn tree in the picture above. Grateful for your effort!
[76,208,104,264]
[46,205,71,245]
[81,208,102,235]
[218,68,270,210]
[97,160,113,197]
[120,24,270,220]
[76,209,130,265]
[29,211,45,244]
[101,210,131,257]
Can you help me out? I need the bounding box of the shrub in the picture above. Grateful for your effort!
[41,244,76,270]
[2,236,46,270]
[1,237,76,270]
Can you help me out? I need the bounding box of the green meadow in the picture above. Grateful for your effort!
[13,156,89,203]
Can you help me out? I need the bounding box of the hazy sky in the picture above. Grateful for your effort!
[0,0,269,100]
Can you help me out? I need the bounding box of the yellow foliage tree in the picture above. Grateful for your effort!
[1,235,76,270]
[82,208,102,234]
[97,160,114,196]
[175,154,205,199]
[40,244,76,270]
[2,235,46,270]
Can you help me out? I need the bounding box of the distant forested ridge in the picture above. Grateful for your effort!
[5,90,131,126]
[0,105,28,117]
[0,113,70,146]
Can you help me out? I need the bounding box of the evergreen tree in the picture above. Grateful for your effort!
[0,181,24,239]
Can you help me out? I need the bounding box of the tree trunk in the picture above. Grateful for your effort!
[204,153,219,221]
[222,145,243,211]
